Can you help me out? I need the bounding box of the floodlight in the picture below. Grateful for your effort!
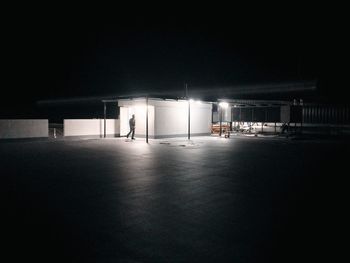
[219,102,229,108]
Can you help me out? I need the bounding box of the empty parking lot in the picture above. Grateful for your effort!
[2,136,348,262]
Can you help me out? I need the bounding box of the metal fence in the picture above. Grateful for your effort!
[302,105,350,124]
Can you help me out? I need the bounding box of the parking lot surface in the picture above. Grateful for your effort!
[2,136,348,262]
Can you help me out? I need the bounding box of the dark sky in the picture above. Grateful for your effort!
[2,6,347,117]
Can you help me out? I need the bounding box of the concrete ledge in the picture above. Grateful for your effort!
[157,133,211,139]
[63,134,120,140]
[0,137,49,143]
[0,119,49,139]
[64,119,119,137]
[131,133,211,139]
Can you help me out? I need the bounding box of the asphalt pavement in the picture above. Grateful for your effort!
[1,136,349,262]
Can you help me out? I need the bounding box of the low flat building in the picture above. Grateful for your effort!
[118,98,212,139]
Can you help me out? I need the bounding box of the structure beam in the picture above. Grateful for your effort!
[103,102,106,138]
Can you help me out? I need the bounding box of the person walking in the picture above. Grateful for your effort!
[126,114,135,140]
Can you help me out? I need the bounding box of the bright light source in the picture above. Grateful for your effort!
[189,99,202,104]
[219,102,229,108]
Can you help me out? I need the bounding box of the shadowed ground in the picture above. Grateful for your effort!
[1,136,349,262]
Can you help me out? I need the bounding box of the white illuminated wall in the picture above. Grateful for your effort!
[190,102,213,134]
[119,100,155,137]
[118,98,212,139]
[154,100,188,137]
[64,119,120,137]
[0,119,48,139]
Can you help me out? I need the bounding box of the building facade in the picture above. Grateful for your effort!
[118,98,212,139]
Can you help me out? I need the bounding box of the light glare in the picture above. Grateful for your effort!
[219,102,229,108]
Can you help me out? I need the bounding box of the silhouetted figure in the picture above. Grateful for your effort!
[126,114,135,139]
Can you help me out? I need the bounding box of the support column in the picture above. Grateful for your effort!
[301,105,303,134]
[146,97,149,143]
[103,102,106,138]
[188,99,191,140]
[219,104,222,137]
[239,107,242,122]
[252,108,254,133]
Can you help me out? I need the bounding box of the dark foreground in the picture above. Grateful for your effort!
[2,137,349,262]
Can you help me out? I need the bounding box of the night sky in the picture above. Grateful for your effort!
[2,7,347,119]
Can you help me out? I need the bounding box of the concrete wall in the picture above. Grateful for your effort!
[154,100,188,137]
[64,119,120,137]
[119,99,212,138]
[120,107,129,136]
[190,103,213,134]
[0,119,48,139]
[119,101,155,137]
[153,100,212,137]
[134,105,155,137]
